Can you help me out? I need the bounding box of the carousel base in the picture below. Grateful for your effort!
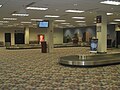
[59,53,120,67]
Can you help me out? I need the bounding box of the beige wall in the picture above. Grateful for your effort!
[53,28,63,44]
[29,27,63,44]
[115,25,120,31]
[0,27,24,45]
[0,27,63,45]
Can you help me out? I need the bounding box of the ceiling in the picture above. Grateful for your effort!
[0,0,120,28]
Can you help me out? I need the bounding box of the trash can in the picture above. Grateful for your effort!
[41,41,47,53]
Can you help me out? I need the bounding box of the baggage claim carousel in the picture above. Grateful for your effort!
[59,53,120,67]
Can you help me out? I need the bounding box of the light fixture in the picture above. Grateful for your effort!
[54,20,66,22]
[66,25,75,27]
[31,19,43,21]
[21,22,32,24]
[109,22,118,24]
[107,13,113,15]
[65,10,84,13]
[0,21,9,23]
[100,0,120,5]
[0,5,2,7]
[78,23,86,26]
[12,6,29,17]
[75,21,86,22]
[74,4,78,6]
[61,23,70,24]
[72,16,85,19]
[114,19,120,21]
[12,13,29,17]
[3,18,17,20]
[26,7,48,10]
[45,15,60,18]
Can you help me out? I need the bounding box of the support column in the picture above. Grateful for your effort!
[96,12,107,53]
[47,20,54,53]
[25,27,30,44]
[11,32,15,45]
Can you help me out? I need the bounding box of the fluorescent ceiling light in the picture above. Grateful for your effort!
[54,20,66,22]
[93,21,96,24]
[12,13,29,17]
[8,25,14,27]
[3,18,17,20]
[78,23,86,26]
[45,15,60,18]
[75,21,86,22]
[107,13,113,15]
[72,17,85,19]
[31,19,43,21]
[114,19,120,21]
[65,10,84,13]
[0,21,9,23]
[0,5,2,7]
[109,22,118,24]
[61,23,70,24]
[21,22,32,24]
[100,0,120,5]
[66,25,75,27]
[33,24,37,25]
[26,7,48,10]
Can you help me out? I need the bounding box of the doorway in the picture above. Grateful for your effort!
[5,33,11,46]
[116,31,120,48]
[15,33,25,44]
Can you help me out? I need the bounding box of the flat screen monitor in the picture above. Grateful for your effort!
[38,21,49,28]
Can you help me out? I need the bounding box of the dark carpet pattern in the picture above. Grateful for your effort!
[0,47,120,90]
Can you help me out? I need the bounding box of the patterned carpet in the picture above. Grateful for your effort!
[0,47,120,90]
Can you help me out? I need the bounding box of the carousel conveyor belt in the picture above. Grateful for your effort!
[59,53,120,67]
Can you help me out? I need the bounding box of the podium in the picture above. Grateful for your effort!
[41,41,47,53]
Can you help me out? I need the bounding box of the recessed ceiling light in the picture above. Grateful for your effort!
[74,4,78,6]
[0,5,2,7]
[78,23,86,26]
[100,0,120,5]
[45,15,60,18]
[65,10,84,13]
[54,20,66,22]
[0,21,9,23]
[93,21,96,24]
[72,17,85,19]
[33,24,37,26]
[26,7,48,10]
[21,22,32,24]
[114,19,120,21]
[75,21,86,22]
[66,25,75,27]
[61,23,70,24]
[3,18,17,20]
[55,9,59,11]
[107,13,113,15]
[109,22,118,24]
[31,19,43,21]
[12,13,29,17]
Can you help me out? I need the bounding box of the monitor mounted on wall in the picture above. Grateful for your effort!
[38,20,49,28]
